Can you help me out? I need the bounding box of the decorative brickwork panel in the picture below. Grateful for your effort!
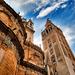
[54,44,61,59]
[24,44,44,67]
[51,34,56,43]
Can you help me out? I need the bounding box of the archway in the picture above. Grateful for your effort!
[0,20,24,61]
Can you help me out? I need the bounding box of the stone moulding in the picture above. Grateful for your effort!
[20,60,47,75]
[24,41,44,59]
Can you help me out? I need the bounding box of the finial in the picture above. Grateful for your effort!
[47,18,51,23]
[45,18,52,28]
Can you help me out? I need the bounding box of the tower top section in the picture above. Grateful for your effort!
[45,18,54,29]
[27,19,34,30]
[22,18,34,32]
[41,18,63,41]
[22,18,35,42]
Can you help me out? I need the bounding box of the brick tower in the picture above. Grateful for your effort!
[41,19,75,75]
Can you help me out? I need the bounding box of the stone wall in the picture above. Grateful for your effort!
[16,65,44,75]
[24,41,44,67]
[0,45,17,75]
[0,4,25,47]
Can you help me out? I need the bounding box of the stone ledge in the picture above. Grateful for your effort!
[20,60,47,75]
[24,41,44,59]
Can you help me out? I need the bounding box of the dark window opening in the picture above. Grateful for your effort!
[54,69,58,75]
[49,29,50,32]
[50,49,53,55]
[51,55,56,63]
[46,30,48,34]
[49,43,52,48]
[13,28,16,31]
[19,29,23,36]
[50,71,53,75]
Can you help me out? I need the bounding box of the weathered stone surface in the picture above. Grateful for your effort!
[0,45,17,75]
[0,48,5,63]
[16,65,25,75]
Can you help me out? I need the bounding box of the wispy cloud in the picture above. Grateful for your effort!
[37,1,67,18]
[62,26,75,46]
[11,0,35,7]
[34,0,50,13]
[61,25,75,55]
[5,0,36,16]
[56,24,75,47]
[61,4,67,8]
[5,0,68,18]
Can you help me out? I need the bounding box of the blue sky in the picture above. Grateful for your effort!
[4,0,75,56]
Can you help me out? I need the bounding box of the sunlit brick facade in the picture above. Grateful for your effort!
[41,19,75,75]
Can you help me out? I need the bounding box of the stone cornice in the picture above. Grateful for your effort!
[24,41,44,59]
[20,60,47,75]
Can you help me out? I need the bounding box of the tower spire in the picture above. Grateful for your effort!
[45,18,53,29]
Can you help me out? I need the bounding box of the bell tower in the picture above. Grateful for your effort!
[23,19,35,43]
[41,19,75,75]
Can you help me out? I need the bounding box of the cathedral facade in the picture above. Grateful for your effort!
[0,0,75,75]
[0,0,46,75]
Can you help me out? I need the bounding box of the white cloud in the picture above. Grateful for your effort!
[33,35,43,49]
[41,0,50,4]
[61,4,67,8]
[12,0,35,7]
[19,11,25,16]
[34,5,42,12]
[5,0,68,18]
[53,24,75,47]
[5,0,37,17]
[37,1,67,18]
[62,26,75,56]
[61,26,75,46]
